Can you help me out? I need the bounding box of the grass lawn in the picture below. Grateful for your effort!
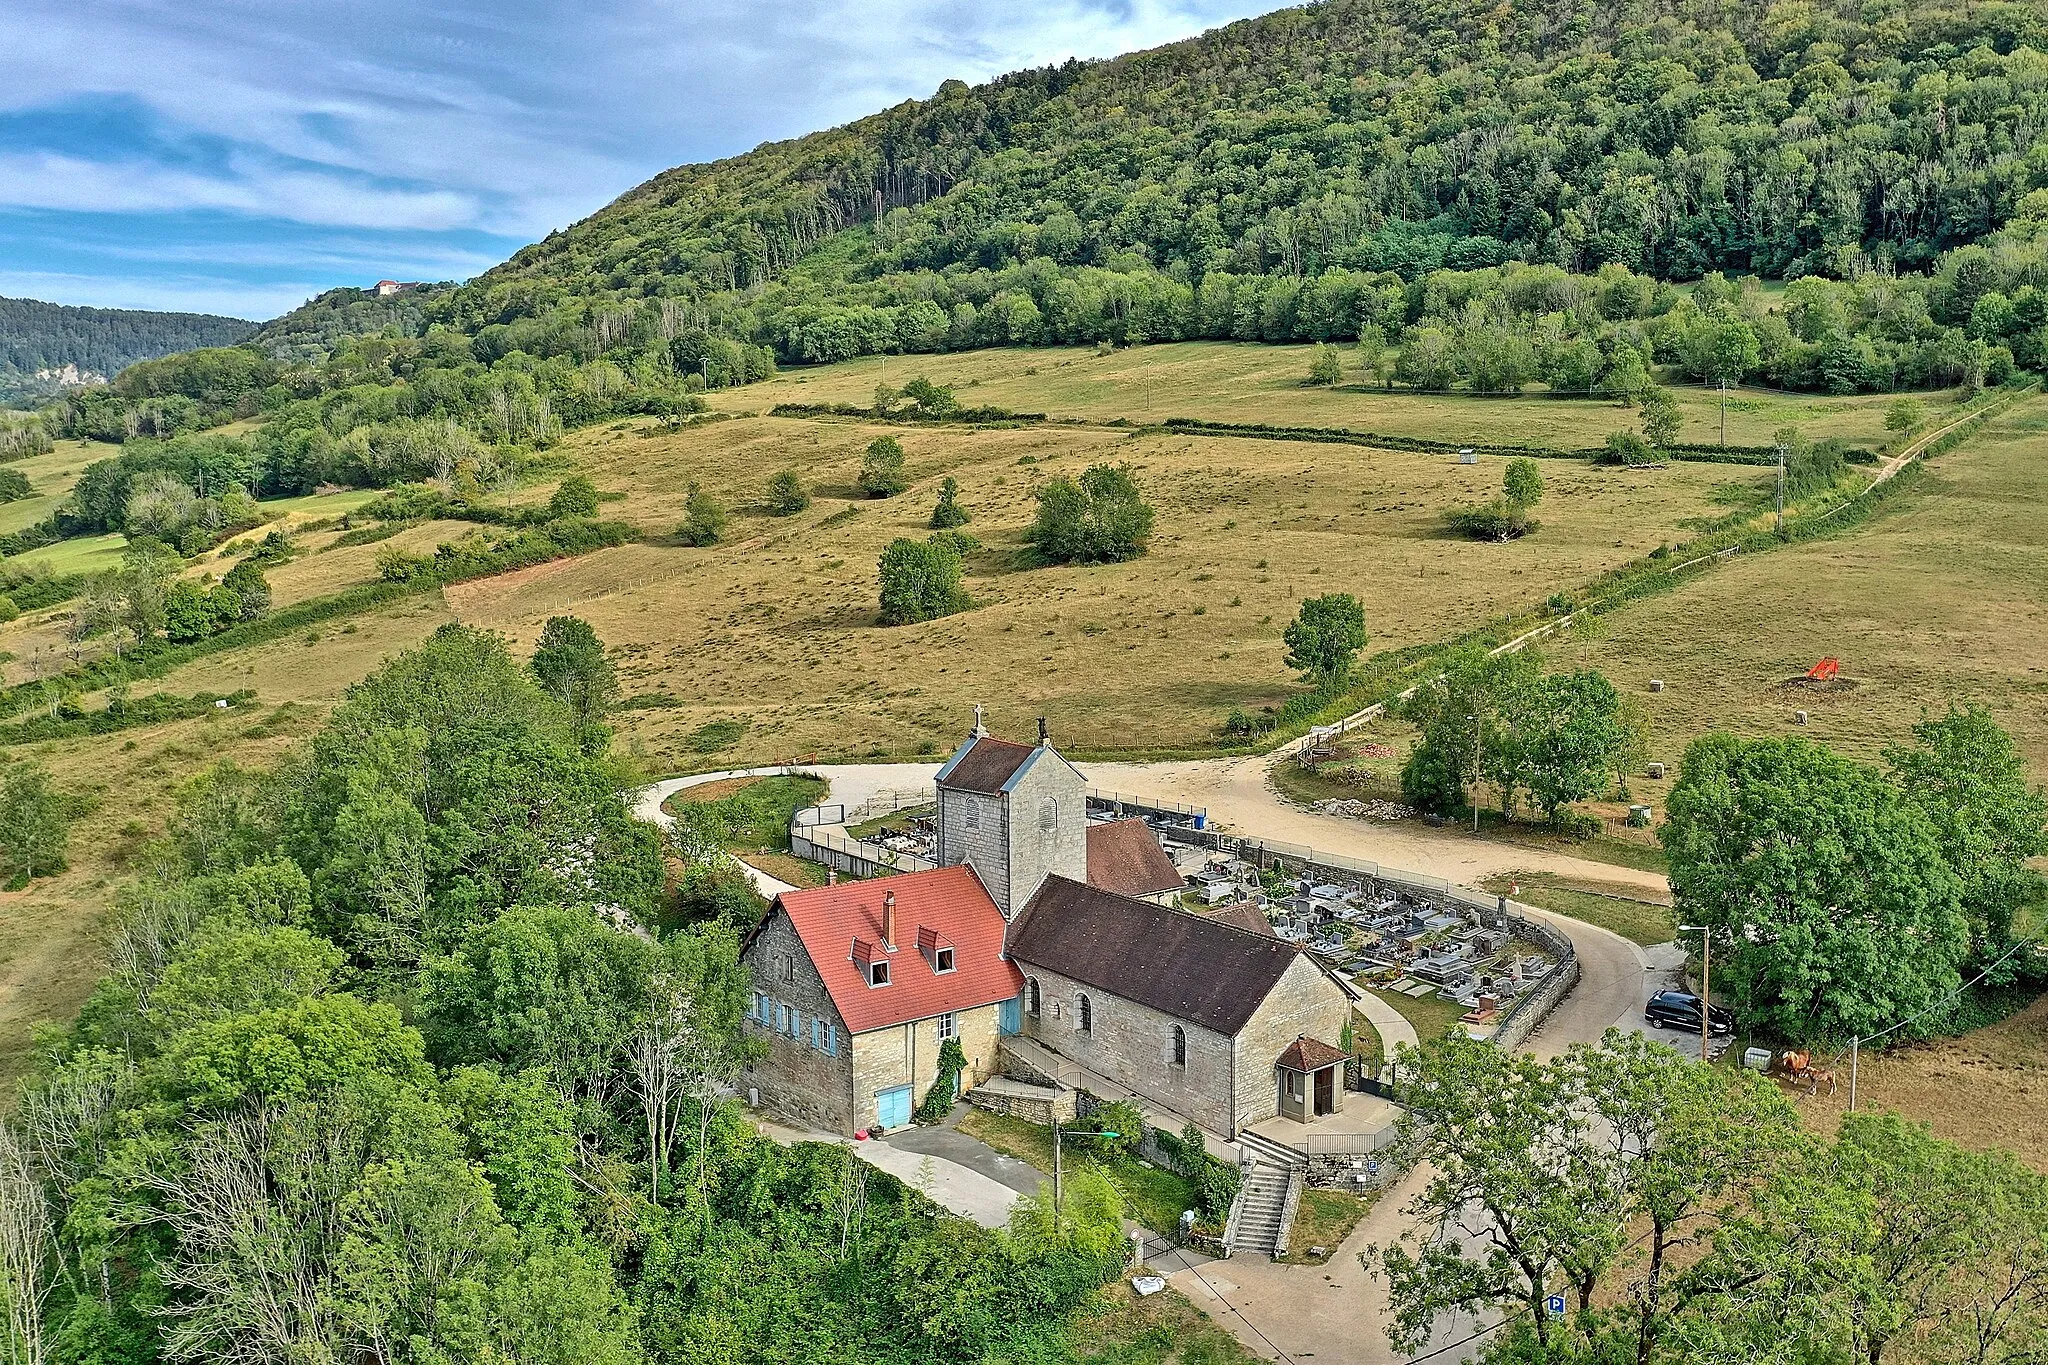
[737,850,832,888]
[1060,1280,1260,1365]
[956,1109,1199,1234]
[8,531,127,576]
[1275,1188,1378,1264]
[459,406,1749,772]
[847,801,935,839]
[1484,873,1675,947]
[661,773,829,852]
[1545,392,2048,777]
[0,440,101,536]
[716,341,1923,449]
[1357,980,1471,1042]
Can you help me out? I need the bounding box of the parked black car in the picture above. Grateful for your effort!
[1644,990,1734,1035]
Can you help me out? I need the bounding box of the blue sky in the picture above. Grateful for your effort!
[0,0,1272,321]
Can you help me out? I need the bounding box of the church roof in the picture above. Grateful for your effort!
[761,865,1021,1035]
[934,735,1041,794]
[1006,876,1304,1036]
[1085,818,1185,899]
[1198,902,1278,938]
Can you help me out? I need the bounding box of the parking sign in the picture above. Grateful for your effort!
[1546,1295,1567,1317]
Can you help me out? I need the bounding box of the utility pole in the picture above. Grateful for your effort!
[1471,713,1482,834]
[1775,441,1787,536]
[1718,378,1727,450]
[1849,1037,1859,1112]
[1678,925,1712,1063]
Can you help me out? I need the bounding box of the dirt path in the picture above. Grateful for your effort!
[1086,755,1671,898]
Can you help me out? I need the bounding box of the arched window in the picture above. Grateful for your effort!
[1171,1025,1186,1067]
[1077,993,1093,1034]
[1026,977,1041,1015]
[1039,797,1059,835]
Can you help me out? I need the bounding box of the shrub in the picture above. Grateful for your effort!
[914,1038,968,1122]
[1445,500,1537,541]
[858,436,908,497]
[928,475,969,529]
[1599,431,1654,465]
[1028,463,1153,564]
[1307,342,1343,387]
[1080,1100,1145,1162]
[1503,456,1544,509]
[548,475,600,518]
[1639,385,1682,447]
[677,482,726,546]
[877,536,969,625]
[0,596,15,624]
[765,468,809,515]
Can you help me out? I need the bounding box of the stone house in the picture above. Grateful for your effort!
[739,718,1357,1139]
[738,865,1020,1134]
[1005,875,1353,1136]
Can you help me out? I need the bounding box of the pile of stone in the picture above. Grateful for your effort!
[1313,798,1416,821]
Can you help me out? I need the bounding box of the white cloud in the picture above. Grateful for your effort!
[0,151,478,229]
[0,269,322,320]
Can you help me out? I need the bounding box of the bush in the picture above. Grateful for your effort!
[877,535,968,625]
[928,475,969,529]
[1599,431,1654,465]
[1079,1100,1145,1162]
[914,1038,968,1122]
[1444,500,1537,541]
[677,482,726,546]
[0,596,16,624]
[858,436,908,497]
[1401,737,1467,815]
[1503,457,1544,509]
[765,468,809,515]
[1028,462,1153,564]
[549,475,601,518]
[1307,342,1343,387]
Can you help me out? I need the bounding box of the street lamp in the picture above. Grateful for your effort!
[1051,1118,1120,1232]
[1677,924,1712,1063]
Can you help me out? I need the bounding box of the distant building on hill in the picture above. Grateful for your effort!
[373,280,424,297]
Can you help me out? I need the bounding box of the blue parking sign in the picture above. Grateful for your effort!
[1546,1295,1567,1317]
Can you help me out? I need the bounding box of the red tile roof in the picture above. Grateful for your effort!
[1086,818,1186,898]
[766,866,1021,1035]
[1277,1036,1350,1072]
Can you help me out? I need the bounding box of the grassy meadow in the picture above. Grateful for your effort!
[1544,392,2048,776]
[0,346,2033,1103]
[717,341,1938,449]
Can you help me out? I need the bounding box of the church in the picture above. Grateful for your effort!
[737,718,1355,1139]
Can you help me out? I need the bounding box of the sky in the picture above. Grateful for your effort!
[0,0,1274,322]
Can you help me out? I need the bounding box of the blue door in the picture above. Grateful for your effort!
[876,1086,912,1129]
[999,995,1021,1036]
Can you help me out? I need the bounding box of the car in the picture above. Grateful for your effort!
[1644,990,1734,1035]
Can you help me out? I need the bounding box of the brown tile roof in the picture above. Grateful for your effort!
[1199,902,1277,937]
[1276,1036,1350,1072]
[936,737,1039,794]
[1085,818,1185,898]
[1005,876,1303,1035]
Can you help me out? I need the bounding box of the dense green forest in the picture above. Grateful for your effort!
[437,0,2048,360]
[251,285,458,364]
[0,626,1136,1363]
[0,298,253,405]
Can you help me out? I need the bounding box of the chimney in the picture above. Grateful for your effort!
[881,891,897,949]
[1037,716,1050,747]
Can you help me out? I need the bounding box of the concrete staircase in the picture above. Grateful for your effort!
[1226,1162,1294,1258]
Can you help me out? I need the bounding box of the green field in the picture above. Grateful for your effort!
[0,440,102,536]
[716,342,1936,450]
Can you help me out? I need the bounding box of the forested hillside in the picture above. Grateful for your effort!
[0,297,253,404]
[442,0,2048,354]
[252,283,457,363]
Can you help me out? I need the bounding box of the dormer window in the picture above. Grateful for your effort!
[917,924,956,974]
[852,937,890,987]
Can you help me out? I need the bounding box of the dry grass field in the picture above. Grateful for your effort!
[1545,392,2048,779]
[0,347,2033,1109]
[716,341,1941,449]
[0,440,99,537]
[283,413,1748,772]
